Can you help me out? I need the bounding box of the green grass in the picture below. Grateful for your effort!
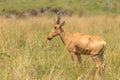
[0,0,120,15]
[0,16,120,80]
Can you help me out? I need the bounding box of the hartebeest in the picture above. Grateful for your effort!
[47,14,106,70]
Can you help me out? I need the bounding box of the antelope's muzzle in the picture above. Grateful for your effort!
[47,36,52,40]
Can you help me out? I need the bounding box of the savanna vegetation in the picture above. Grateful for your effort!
[0,0,120,80]
[0,16,120,80]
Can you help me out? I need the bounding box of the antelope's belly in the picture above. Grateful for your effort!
[76,47,91,55]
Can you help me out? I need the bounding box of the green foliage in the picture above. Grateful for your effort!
[0,0,120,15]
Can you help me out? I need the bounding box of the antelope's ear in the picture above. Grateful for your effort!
[59,21,65,28]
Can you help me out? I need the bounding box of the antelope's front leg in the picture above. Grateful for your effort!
[70,52,77,67]
[76,53,82,64]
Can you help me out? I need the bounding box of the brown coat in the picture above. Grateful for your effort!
[60,31,106,55]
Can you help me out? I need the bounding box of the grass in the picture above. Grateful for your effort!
[0,15,120,80]
[0,0,120,15]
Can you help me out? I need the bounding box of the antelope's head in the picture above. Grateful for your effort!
[47,14,65,40]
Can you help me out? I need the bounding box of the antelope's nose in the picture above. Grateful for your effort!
[47,36,52,40]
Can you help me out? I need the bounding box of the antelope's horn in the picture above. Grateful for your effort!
[56,12,61,24]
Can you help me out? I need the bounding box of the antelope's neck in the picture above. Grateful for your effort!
[59,28,71,46]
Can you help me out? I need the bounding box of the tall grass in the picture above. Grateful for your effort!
[0,15,120,80]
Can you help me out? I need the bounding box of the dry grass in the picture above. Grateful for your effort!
[0,15,120,80]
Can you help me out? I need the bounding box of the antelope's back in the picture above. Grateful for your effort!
[72,33,106,51]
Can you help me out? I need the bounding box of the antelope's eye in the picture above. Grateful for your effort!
[54,27,57,29]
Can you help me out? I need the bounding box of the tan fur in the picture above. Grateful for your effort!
[47,16,106,70]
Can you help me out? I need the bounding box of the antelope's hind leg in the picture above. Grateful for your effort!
[99,53,105,71]
[91,55,100,69]
[91,52,105,71]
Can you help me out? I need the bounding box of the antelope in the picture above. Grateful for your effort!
[47,14,106,70]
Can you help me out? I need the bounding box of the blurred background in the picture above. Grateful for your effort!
[0,0,120,17]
